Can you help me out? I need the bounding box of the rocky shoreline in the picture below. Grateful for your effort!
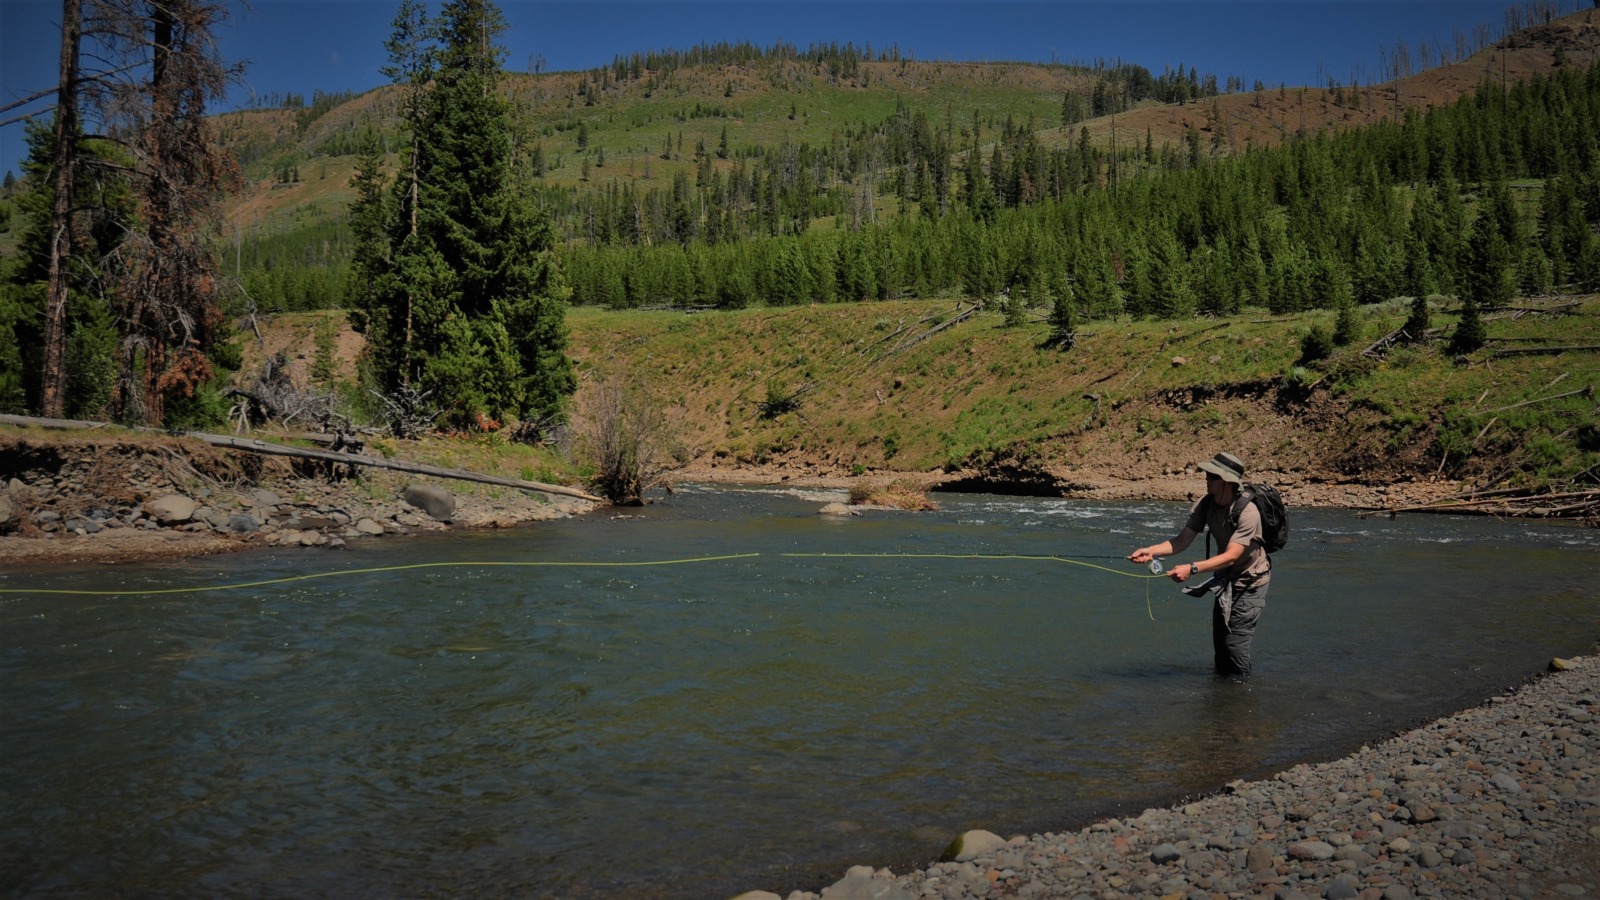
[0,431,1469,567]
[743,657,1600,900]
[0,433,594,566]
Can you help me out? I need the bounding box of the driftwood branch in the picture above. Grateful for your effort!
[0,414,601,503]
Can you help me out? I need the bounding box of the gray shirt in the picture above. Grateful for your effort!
[1185,494,1272,585]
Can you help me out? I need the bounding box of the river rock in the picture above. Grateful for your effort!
[942,829,1006,862]
[819,866,913,900]
[1247,842,1275,872]
[1491,772,1523,793]
[819,502,860,517]
[0,492,13,528]
[1325,872,1363,899]
[144,494,197,524]
[226,514,259,534]
[402,484,455,522]
[355,517,384,535]
[1288,839,1336,860]
[729,893,782,900]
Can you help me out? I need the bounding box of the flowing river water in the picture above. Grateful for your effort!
[3,485,1597,898]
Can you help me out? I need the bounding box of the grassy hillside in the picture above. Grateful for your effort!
[558,295,1599,489]
[211,9,1600,258]
[238,290,1599,499]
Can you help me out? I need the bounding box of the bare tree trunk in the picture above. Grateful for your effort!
[41,0,83,418]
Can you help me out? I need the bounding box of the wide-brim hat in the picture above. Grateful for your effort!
[1197,451,1246,484]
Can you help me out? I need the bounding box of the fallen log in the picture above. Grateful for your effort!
[1481,385,1593,414]
[0,414,602,503]
[1479,300,1582,315]
[1490,345,1600,357]
[1360,489,1600,519]
[1361,326,1408,358]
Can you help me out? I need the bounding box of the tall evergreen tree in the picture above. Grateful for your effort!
[346,150,394,374]
[1462,206,1516,310]
[359,0,574,429]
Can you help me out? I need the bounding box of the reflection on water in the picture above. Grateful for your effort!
[2,487,1596,898]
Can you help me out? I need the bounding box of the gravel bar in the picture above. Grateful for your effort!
[744,654,1600,900]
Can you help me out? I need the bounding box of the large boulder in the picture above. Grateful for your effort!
[940,829,1006,862]
[402,483,456,522]
[0,492,13,530]
[144,494,197,524]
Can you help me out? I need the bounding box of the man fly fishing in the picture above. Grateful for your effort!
[1128,452,1276,681]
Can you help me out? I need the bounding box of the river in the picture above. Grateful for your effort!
[2,485,1596,897]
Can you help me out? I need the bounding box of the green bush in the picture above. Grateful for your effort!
[163,382,233,432]
[1298,324,1334,364]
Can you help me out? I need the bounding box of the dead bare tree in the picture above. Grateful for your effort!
[38,0,85,418]
[98,0,238,424]
[575,369,676,505]
[15,2,240,425]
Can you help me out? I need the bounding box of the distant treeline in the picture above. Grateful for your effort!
[227,59,1600,320]
[602,40,933,84]
[559,61,1600,314]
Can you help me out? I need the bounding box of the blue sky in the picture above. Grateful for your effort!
[0,0,1535,176]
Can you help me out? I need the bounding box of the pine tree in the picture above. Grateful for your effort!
[1448,296,1486,354]
[1046,292,1076,350]
[359,0,573,430]
[1402,294,1431,344]
[346,150,396,378]
[1333,298,1362,347]
[1463,206,1515,311]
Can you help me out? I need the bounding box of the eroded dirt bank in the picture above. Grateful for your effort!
[0,430,594,567]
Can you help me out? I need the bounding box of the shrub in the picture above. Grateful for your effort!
[848,479,939,510]
[1298,324,1334,364]
[575,369,675,505]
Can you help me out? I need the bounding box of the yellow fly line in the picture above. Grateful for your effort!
[0,554,764,597]
[0,551,1174,617]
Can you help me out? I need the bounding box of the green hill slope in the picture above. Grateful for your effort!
[561,295,1599,500]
